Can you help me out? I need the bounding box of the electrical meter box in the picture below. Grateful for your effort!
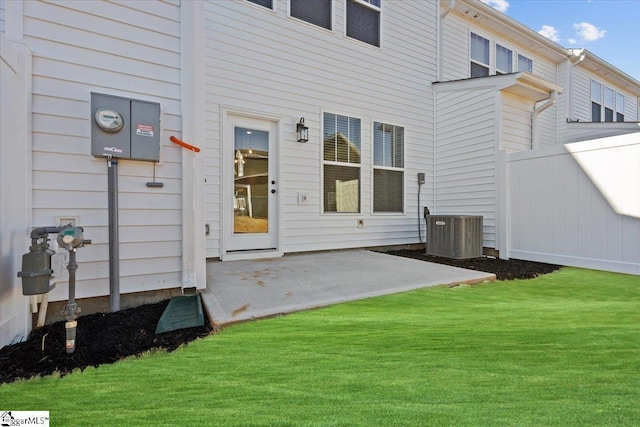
[91,92,160,161]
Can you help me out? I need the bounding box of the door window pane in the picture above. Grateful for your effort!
[234,127,269,234]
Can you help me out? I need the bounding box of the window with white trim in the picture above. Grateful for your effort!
[518,54,533,73]
[496,44,512,74]
[604,87,615,122]
[373,122,404,213]
[323,113,361,213]
[248,0,273,8]
[591,80,602,122]
[346,0,381,47]
[470,33,490,78]
[616,93,625,122]
[591,80,626,122]
[291,0,332,30]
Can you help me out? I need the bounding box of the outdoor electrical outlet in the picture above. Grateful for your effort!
[418,172,425,185]
[298,192,309,205]
[357,219,364,228]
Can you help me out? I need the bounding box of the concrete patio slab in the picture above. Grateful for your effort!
[201,250,495,326]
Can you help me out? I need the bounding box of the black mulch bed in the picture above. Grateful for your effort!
[384,249,561,281]
[1,253,560,385]
[0,300,212,385]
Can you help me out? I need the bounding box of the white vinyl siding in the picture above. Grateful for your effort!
[435,88,497,248]
[204,0,436,256]
[0,0,5,33]
[501,93,533,153]
[22,1,183,302]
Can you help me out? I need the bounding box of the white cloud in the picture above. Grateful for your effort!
[568,38,578,45]
[481,0,510,13]
[538,25,561,43]
[573,22,606,42]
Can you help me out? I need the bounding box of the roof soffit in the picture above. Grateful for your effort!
[445,0,568,63]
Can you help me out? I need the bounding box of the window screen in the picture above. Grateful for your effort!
[291,0,331,30]
[616,93,625,122]
[591,81,602,122]
[496,44,512,74]
[471,33,490,78]
[346,0,380,47]
[247,0,273,8]
[518,54,533,73]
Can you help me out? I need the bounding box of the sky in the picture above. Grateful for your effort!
[481,0,640,81]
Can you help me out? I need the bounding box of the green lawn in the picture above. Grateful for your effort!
[1,267,639,426]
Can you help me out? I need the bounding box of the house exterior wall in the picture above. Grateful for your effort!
[506,134,640,275]
[560,65,640,144]
[441,11,560,150]
[569,66,639,123]
[434,88,497,248]
[500,93,533,153]
[21,0,184,302]
[203,0,437,258]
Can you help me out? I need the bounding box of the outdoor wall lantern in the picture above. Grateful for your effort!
[297,117,309,143]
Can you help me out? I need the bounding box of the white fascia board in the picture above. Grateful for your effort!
[433,72,563,102]
[573,49,640,96]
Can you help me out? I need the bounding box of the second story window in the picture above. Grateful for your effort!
[604,87,615,122]
[518,54,533,73]
[247,0,273,9]
[616,93,625,122]
[496,44,512,74]
[346,0,381,47]
[591,81,602,122]
[291,0,332,30]
[470,33,490,77]
[591,80,625,122]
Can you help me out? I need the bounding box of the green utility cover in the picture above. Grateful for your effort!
[155,294,205,334]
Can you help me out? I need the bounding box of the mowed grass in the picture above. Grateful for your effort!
[1,267,639,426]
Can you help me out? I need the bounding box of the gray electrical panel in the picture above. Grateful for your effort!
[91,93,160,161]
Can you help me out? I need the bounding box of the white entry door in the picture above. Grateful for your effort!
[223,114,279,255]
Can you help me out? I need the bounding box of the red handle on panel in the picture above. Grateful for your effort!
[170,136,201,153]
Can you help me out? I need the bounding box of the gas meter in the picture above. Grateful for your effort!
[57,227,85,250]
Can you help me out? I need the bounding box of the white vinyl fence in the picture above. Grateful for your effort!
[0,35,32,348]
[503,132,640,275]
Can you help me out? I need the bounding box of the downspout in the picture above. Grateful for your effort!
[568,51,586,121]
[437,0,455,81]
[532,91,558,149]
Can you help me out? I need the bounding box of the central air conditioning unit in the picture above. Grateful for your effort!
[426,215,483,259]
